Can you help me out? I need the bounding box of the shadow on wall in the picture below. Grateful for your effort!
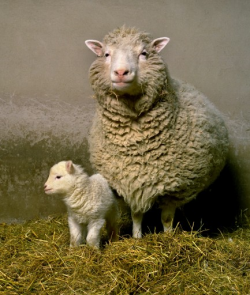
[174,162,242,234]
[142,157,245,236]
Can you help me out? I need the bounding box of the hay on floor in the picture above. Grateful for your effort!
[0,215,250,294]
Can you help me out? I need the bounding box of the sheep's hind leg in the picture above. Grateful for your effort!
[131,211,143,238]
[161,203,176,232]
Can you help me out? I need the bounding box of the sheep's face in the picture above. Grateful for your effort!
[103,43,146,95]
[44,161,76,196]
[85,27,170,110]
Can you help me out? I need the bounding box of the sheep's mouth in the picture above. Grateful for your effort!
[112,81,132,87]
[112,81,140,95]
[44,188,53,194]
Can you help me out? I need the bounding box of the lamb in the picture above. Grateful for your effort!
[44,160,119,248]
[85,26,229,238]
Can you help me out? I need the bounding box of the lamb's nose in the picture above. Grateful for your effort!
[114,69,129,77]
[44,184,47,189]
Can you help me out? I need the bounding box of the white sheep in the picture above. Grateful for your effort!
[44,160,119,248]
[85,26,229,238]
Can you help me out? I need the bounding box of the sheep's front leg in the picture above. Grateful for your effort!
[68,215,86,247]
[161,203,176,232]
[86,219,105,249]
[131,211,143,238]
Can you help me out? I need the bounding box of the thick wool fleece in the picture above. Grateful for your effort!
[88,27,229,214]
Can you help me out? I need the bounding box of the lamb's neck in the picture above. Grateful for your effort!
[64,174,91,211]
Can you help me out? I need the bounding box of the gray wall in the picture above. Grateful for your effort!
[0,0,250,225]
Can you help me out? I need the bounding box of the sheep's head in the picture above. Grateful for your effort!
[85,27,170,116]
[44,161,77,196]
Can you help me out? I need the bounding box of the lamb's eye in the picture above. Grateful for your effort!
[56,176,62,179]
[104,52,110,58]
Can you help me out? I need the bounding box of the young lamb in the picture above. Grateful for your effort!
[85,26,229,238]
[44,160,119,248]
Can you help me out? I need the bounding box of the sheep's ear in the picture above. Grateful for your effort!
[66,161,75,174]
[85,40,103,56]
[151,37,170,53]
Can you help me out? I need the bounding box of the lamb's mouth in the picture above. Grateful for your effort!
[44,188,52,193]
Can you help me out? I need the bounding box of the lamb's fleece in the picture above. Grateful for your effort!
[44,161,119,248]
[85,27,229,234]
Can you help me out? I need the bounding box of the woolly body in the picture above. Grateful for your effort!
[85,27,229,237]
[44,161,119,248]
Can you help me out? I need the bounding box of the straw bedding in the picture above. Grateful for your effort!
[0,215,250,294]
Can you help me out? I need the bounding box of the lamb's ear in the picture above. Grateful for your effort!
[151,37,170,53]
[85,40,104,56]
[66,161,75,174]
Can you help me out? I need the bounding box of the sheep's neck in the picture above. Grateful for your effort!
[97,88,179,153]
[97,79,177,116]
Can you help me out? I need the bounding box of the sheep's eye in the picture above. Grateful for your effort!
[140,50,148,60]
[104,52,110,58]
[56,176,62,179]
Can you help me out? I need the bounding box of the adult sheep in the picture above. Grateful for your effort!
[85,26,229,238]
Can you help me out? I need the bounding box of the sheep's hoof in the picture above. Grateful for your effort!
[133,231,142,239]
[163,226,173,233]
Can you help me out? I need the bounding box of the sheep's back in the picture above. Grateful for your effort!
[89,79,228,213]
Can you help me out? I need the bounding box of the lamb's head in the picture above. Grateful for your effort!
[44,161,79,196]
[85,26,170,116]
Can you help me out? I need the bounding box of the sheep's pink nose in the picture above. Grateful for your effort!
[114,69,129,77]
[44,184,47,189]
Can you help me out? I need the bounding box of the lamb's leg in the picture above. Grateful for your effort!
[161,203,176,232]
[86,219,105,249]
[68,215,85,247]
[131,211,143,238]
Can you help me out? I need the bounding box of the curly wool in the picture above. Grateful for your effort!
[88,27,229,214]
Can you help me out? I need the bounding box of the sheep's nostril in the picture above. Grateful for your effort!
[114,69,129,77]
